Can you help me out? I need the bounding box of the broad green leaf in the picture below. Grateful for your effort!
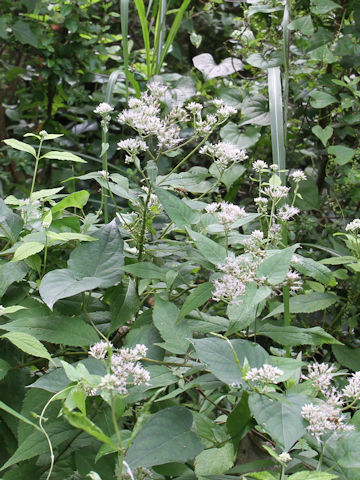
[110,280,139,334]
[0,305,26,315]
[227,392,252,448]
[312,125,333,146]
[121,262,166,280]
[2,315,99,346]
[41,151,86,163]
[0,422,75,471]
[186,227,226,266]
[328,145,356,165]
[0,198,24,242]
[195,442,235,475]
[293,256,333,284]
[155,188,199,228]
[0,261,28,296]
[193,53,243,79]
[0,400,41,432]
[240,96,270,126]
[246,52,282,69]
[68,220,124,288]
[30,187,64,201]
[310,91,338,108]
[1,331,51,360]
[3,138,36,157]
[39,269,102,310]
[156,167,213,194]
[289,472,338,480]
[288,15,314,36]
[265,292,338,317]
[177,282,214,322]
[220,123,261,148]
[256,245,299,285]
[63,408,116,448]
[11,242,44,262]
[0,359,10,381]
[125,407,203,468]
[311,0,341,15]
[153,296,191,354]
[336,431,360,468]
[246,473,277,480]
[51,190,90,214]
[12,20,39,47]
[249,393,308,450]
[47,231,97,243]
[258,324,341,346]
[332,344,360,371]
[192,337,269,385]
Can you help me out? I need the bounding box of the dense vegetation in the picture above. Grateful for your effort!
[1,1,360,479]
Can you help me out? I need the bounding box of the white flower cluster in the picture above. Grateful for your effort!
[342,371,360,400]
[88,342,150,395]
[301,402,353,443]
[117,138,148,164]
[118,83,182,150]
[212,253,263,303]
[290,170,307,182]
[141,186,161,211]
[243,230,265,251]
[252,160,268,172]
[262,185,290,202]
[345,219,360,233]
[245,364,284,384]
[205,201,247,226]
[302,362,336,395]
[278,204,300,221]
[285,270,303,294]
[188,99,236,136]
[200,142,247,170]
[94,102,114,116]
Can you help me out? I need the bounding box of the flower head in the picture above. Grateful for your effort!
[89,340,112,360]
[94,102,114,115]
[345,219,360,233]
[245,364,284,384]
[290,170,307,182]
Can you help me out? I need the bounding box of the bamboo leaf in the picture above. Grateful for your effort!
[268,67,286,176]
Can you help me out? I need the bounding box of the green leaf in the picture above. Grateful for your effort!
[288,472,338,480]
[0,305,26,315]
[288,15,314,36]
[312,125,333,147]
[153,296,191,354]
[258,324,341,347]
[0,400,41,432]
[110,280,139,334]
[265,292,338,317]
[293,256,333,284]
[332,344,360,371]
[246,52,282,69]
[310,91,338,108]
[3,138,36,157]
[63,408,117,448]
[121,262,166,280]
[310,0,341,15]
[47,232,97,243]
[41,151,86,163]
[195,442,235,475]
[68,220,124,288]
[0,359,10,381]
[227,392,252,448]
[336,431,360,468]
[328,145,356,165]
[125,407,203,468]
[155,188,199,228]
[12,20,39,47]
[246,473,277,480]
[0,261,28,297]
[51,190,90,214]
[39,269,102,310]
[1,331,51,360]
[11,242,44,262]
[249,393,308,450]
[0,422,75,471]
[186,227,227,266]
[256,245,299,285]
[268,67,286,173]
[220,123,261,148]
[192,53,243,79]
[30,187,64,201]
[177,282,214,322]
[2,315,99,346]
[192,337,269,385]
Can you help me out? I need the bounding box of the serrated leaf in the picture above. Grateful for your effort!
[11,242,44,262]
[121,262,166,280]
[63,408,116,448]
[3,138,36,157]
[186,227,226,266]
[258,324,341,346]
[177,282,214,322]
[125,407,203,468]
[195,442,235,475]
[51,190,90,214]
[0,261,28,297]
[265,292,338,317]
[193,53,243,79]
[41,151,86,163]
[256,245,299,285]
[293,256,333,284]
[155,188,199,228]
[39,269,102,310]
[12,20,39,47]
[1,331,51,360]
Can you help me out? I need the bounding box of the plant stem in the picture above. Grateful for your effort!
[101,125,109,223]
[283,285,291,357]
[30,136,44,198]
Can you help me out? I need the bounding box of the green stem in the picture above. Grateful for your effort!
[111,394,124,480]
[101,124,109,223]
[42,234,48,278]
[317,440,326,471]
[283,285,291,357]
[30,137,44,198]
[137,186,152,262]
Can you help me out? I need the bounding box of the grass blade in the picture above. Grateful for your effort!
[281,0,291,147]
[268,66,286,181]
[155,0,191,74]
[134,0,152,78]
[120,0,130,100]
[153,0,167,74]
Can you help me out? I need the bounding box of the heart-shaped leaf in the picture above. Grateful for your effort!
[312,125,333,146]
[193,53,243,79]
